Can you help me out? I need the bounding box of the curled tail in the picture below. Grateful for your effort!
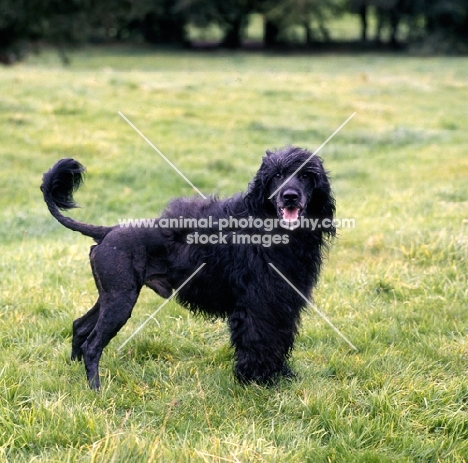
[41,158,112,242]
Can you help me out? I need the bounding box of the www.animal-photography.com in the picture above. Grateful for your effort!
[1,4,468,462]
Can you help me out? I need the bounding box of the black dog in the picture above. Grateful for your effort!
[41,146,335,389]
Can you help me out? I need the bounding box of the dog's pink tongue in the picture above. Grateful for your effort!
[284,207,300,221]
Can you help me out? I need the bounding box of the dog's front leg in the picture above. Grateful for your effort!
[228,308,298,384]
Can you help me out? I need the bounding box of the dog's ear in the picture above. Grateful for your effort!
[309,158,336,237]
[245,155,276,217]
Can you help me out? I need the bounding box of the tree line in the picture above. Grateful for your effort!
[1,0,467,59]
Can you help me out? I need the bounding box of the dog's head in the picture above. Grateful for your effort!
[247,146,335,232]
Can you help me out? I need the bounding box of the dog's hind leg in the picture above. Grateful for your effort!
[71,299,100,361]
[71,245,105,362]
[81,290,140,390]
[79,236,145,390]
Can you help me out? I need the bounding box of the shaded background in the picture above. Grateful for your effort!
[1,0,468,64]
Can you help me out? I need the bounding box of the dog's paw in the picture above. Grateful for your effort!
[234,362,297,386]
[70,349,83,362]
[280,364,297,381]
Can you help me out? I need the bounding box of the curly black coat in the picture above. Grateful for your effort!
[41,146,335,389]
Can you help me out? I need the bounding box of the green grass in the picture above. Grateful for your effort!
[1,47,468,462]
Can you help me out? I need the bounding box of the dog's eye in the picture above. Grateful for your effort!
[274,173,282,178]
[299,173,309,179]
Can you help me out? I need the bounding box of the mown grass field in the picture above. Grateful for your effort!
[0,47,467,462]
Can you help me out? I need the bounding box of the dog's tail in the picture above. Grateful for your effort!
[41,158,112,242]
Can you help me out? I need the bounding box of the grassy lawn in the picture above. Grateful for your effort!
[1,46,467,462]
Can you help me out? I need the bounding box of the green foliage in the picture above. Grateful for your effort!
[1,49,468,461]
[1,0,468,56]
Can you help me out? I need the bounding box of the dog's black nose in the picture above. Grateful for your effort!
[282,189,299,203]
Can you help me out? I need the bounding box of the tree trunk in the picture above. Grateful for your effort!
[264,18,280,48]
[359,5,368,42]
[221,17,243,48]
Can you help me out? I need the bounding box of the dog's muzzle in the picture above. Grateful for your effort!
[277,189,305,230]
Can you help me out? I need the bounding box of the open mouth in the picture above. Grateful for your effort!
[279,207,302,229]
